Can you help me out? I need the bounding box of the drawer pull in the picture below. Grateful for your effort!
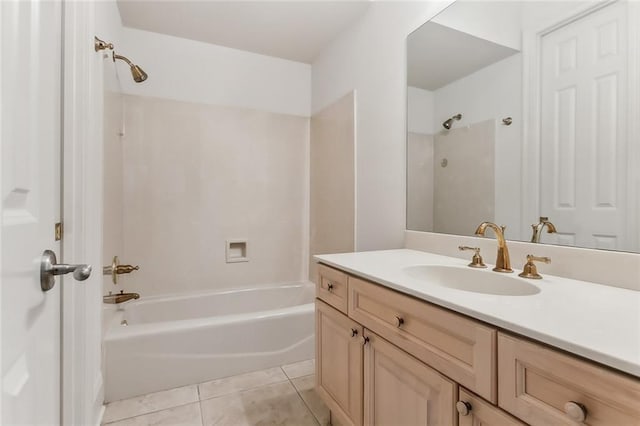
[564,401,587,422]
[326,282,334,292]
[362,336,370,345]
[395,316,404,328]
[351,328,358,337]
[456,401,472,416]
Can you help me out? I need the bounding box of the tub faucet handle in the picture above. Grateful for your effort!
[115,264,139,275]
[103,256,140,284]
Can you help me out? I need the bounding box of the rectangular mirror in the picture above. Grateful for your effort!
[406,0,639,253]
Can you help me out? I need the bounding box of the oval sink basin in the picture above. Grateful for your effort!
[403,265,541,296]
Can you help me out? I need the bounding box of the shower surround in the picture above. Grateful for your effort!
[103,93,309,296]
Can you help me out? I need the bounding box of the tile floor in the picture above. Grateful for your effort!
[102,359,332,426]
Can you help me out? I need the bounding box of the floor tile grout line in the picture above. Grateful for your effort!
[103,400,200,425]
[289,376,322,426]
[199,400,206,426]
[197,385,205,426]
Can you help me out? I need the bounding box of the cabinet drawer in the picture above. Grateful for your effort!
[498,333,640,425]
[316,263,349,313]
[458,388,525,426]
[348,276,497,402]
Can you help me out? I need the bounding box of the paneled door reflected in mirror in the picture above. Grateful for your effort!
[406,0,639,253]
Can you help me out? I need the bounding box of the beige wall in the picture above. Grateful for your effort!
[103,92,125,292]
[104,94,309,296]
[433,119,495,236]
[406,132,434,232]
[309,92,355,281]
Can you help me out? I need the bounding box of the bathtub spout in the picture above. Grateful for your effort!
[103,290,140,304]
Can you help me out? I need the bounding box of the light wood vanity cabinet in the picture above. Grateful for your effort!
[349,276,497,403]
[315,299,363,426]
[317,264,349,314]
[498,333,640,426]
[315,264,640,426]
[458,388,526,426]
[364,330,457,425]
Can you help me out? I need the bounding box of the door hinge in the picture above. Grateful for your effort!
[55,222,63,241]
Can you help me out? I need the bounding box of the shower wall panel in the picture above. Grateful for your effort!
[309,92,355,281]
[114,94,309,296]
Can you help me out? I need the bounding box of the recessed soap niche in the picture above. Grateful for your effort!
[226,239,249,263]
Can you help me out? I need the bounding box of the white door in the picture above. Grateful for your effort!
[540,1,628,250]
[2,1,63,424]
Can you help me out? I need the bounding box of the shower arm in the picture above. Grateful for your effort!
[113,52,134,67]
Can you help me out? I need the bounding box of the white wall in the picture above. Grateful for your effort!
[407,86,435,134]
[96,2,312,118]
[406,132,434,232]
[117,27,311,117]
[95,0,124,92]
[312,1,453,251]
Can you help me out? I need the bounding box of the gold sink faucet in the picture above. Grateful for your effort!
[531,216,557,243]
[474,222,513,273]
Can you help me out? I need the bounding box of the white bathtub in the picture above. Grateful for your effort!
[103,282,315,402]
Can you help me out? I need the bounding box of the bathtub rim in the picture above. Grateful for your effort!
[103,280,315,340]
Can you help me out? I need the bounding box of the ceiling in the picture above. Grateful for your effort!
[116,1,371,64]
[407,22,519,91]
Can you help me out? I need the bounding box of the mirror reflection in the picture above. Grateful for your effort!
[406,0,639,253]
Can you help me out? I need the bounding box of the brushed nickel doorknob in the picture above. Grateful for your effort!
[40,250,92,291]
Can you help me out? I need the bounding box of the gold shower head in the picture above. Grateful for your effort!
[113,52,148,83]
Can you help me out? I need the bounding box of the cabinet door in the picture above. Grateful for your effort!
[458,389,525,426]
[364,330,456,426]
[315,299,364,426]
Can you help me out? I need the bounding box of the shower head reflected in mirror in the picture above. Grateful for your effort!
[442,113,462,130]
[112,52,148,83]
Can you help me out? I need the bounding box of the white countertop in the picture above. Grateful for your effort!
[314,249,640,378]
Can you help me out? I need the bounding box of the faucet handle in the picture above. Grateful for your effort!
[518,255,551,279]
[103,256,140,284]
[458,246,487,268]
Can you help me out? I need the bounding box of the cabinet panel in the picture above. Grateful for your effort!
[458,388,525,426]
[498,333,640,425]
[316,263,349,313]
[315,299,363,426]
[349,276,497,402]
[364,330,457,426]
